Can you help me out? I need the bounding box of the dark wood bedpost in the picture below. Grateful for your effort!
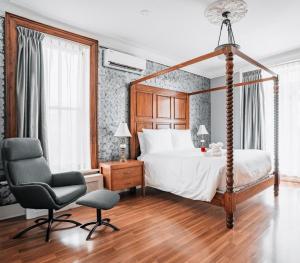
[274,77,279,196]
[224,46,236,229]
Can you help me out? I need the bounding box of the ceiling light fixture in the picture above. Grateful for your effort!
[140,9,151,16]
[205,0,248,51]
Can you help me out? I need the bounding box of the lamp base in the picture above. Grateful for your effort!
[119,157,127,162]
[119,144,127,162]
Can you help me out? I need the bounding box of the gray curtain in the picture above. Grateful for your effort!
[16,26,48,158]
[241,70,265,149]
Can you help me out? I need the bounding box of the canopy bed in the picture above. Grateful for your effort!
[129,44,279,229]
[129,0,279,229]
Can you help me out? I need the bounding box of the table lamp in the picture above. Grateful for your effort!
[114,122,132,162]
[197,124,209,152]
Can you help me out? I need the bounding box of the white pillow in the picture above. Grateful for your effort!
[142,128,170,134]
[137,132,146,155]
[142,129,173,154]
[171,129,195,150]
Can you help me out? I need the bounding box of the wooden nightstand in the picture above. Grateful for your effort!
[99,160,145,196]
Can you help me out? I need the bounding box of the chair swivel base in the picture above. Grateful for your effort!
[13,209,81,242]
[80,209,119,240]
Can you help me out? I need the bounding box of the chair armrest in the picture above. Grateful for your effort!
[11,182,58,209]
[52,171,85,187]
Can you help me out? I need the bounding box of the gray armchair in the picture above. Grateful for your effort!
[2,138,87,241]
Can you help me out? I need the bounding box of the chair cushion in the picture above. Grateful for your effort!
[8,157,52,185]
[2,138,43,161]
[76,189,120,210]
[52,185,87,205]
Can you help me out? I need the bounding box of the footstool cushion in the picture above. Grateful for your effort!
[76,189,120,210]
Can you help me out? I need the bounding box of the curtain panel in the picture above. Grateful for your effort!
[16,26,48,158]
[241,69,265,150]
[43,35,91,172]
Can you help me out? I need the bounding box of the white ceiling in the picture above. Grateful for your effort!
[4,0,300,78]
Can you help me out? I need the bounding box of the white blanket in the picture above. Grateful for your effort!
[139,149,271,202]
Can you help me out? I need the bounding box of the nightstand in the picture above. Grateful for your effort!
[99,160,145,196]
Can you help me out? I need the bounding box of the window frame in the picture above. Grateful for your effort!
[5,12,99,169]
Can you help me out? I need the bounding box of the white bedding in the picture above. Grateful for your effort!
[138,148,272,202]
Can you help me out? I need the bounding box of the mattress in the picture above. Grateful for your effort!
[138,148,272,202]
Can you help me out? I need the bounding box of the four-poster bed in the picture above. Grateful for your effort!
[129,45,279,229]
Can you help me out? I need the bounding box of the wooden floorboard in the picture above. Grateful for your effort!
[0,183,300,263]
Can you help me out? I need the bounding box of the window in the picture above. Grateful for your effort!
[264,61,300,177]
[43,36,91,172]
[6,13,98,171]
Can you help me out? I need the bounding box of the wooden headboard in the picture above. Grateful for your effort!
[130,84,190,159]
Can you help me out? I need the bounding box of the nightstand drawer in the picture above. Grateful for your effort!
[112,166,141,177]
[112,166,142,190]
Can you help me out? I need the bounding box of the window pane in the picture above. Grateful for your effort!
[43,35,91,173]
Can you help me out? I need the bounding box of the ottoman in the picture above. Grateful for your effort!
[76,189,120,240]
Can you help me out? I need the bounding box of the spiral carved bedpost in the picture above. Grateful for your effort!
[274,77,279,196]
[224,47,236,229]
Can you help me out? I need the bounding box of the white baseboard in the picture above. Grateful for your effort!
[0,203,25,220]
[1,173,104,221]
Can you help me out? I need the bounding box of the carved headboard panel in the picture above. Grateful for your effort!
[130,84,190,159]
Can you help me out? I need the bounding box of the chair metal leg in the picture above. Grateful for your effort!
[102,221,120,231]
[81,209,120,240]
[97,209,102,222]
[53,218,81,226]
[55,213,71,219]
[35,213,71,223]
[86,222,100,241]
[45,218,53,242]
[34,217,48,224]
[13,220,49,239]
[13,209,81,242]
[80,221,97,229]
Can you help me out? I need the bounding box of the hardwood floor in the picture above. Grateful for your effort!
[1,183,300,263]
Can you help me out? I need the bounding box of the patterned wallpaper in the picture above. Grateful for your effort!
[0,16,16,205]
[98,47,210,161]
[0,18,211,206]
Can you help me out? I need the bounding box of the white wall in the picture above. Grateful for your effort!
[211,72,241,149]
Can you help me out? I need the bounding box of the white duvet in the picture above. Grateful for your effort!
[139,148,272,202]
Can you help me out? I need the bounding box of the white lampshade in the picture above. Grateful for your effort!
[114,122,132,137]
[197,125,209,135]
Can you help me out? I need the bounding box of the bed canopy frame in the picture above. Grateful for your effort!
[129,45,279,229]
